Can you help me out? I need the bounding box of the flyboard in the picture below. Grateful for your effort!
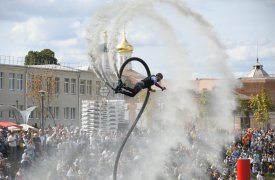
[106,57,151,180]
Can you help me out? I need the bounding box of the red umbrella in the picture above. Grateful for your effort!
[0,121,22,128]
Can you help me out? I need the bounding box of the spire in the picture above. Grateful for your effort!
[257,41,259,64]
[247,45,270,78]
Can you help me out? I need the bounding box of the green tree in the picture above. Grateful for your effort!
[249,88,273,124]
[198,89,209,119]
[25,49,58,65]
[236,98,250,117]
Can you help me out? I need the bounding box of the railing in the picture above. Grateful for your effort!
[0,55,24,65]
[0,55,92,70]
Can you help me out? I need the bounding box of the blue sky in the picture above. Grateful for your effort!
[0,0,274,78]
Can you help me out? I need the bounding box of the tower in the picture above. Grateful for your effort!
[116,32,134,69]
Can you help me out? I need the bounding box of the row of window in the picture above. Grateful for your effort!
[0,72,101,96]
[63,78,93,95]
[0,72,23,91]
[0,106,77,120]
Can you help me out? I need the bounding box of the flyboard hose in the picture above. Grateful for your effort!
[113,57,151,180]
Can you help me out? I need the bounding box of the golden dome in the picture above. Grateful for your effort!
[116,32,134,53]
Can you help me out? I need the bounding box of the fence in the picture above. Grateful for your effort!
[0,55,91,70]
[0,55,24,65]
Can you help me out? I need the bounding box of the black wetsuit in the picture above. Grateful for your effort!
[120,75,157,97]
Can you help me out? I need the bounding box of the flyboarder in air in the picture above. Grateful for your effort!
[114,73,166,97]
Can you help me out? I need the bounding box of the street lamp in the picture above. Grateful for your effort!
[39,90,46,129]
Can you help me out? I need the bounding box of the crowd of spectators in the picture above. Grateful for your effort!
[0,123,274,180]
[222,128,275,179]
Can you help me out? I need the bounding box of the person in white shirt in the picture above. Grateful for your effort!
[256,171,264,180]
[7,132,17,156]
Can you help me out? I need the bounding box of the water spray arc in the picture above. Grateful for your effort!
[85,0,236,178]
[113,57,151,180]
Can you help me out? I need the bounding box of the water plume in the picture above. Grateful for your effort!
[86,0,237,179]
[26,0,237,179]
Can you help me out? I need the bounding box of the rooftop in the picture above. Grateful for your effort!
[246,58,270,78]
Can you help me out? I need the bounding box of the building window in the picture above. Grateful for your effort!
[47,106,53,119]
[55,77,60,93]
[54,106,59,119]
[71,79,76,94]
[29,108,34,119]
[0,72,3,90]
[9,73,16,90]
[64,107,70,120]
[0,104,3,118]
[27,75,33,90]
[9,110,14,118]
[96,81,100,95]
[71,107,76,120]
[16,74,23,91]
[87,80,92,95]
[64,78,70,94]
[80,80,86,95]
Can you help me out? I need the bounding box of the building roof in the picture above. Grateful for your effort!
[247,58,270,78]
[235,92,251,100]
[27,64,91,72]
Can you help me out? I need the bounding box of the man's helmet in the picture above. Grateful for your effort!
[156,73,163,79]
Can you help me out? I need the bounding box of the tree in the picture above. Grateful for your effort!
[249,88,273,125]
[236,98,250,117]
[26,69,58,123]
[25,49,58,65]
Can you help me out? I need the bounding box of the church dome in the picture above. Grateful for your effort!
[247,58,270,78]
[116,33,134,53]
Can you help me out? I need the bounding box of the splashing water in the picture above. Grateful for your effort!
[86,0,237,179]
[26,0,237,179]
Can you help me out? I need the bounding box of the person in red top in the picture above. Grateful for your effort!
[242,135,248,147]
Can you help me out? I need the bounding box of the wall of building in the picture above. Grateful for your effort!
[0,64,120,127]
[236,78,275,104]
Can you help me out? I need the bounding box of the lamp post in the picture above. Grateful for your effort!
[39,90,46,129]
[13,100,19,123]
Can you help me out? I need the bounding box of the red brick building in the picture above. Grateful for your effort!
[236,58,275,105]
[235,58,275,128]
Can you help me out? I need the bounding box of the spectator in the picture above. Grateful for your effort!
[7,132,17,157]
[256,171,264,180]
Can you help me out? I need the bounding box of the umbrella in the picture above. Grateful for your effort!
[20,124,39,132]
[0,121,22,128]
[8,126,22,132]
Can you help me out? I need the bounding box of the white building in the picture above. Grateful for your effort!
[0,32,137,129]
[0,61,117,126]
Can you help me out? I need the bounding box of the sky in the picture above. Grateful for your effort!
[0,0,275,78]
